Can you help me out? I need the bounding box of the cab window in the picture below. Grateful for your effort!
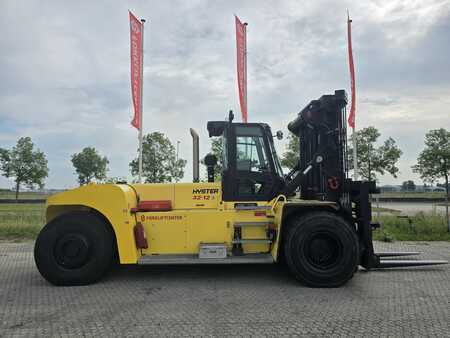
[221,130,228,171]
[235,126,270,173]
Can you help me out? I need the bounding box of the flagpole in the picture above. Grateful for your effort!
[138,18,145,183]
[347,10,358,181]
[244,22,248,123]
[353,127,358,181]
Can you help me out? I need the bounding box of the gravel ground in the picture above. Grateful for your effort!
[0,241,449,337]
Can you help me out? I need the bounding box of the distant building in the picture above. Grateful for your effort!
[415,185,445,192]
[379,185,401,193]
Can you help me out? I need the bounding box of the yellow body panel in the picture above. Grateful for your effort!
[141,211,188,253]
[45,182,326,264]
[133,182,220,209]
[135,182,273,255]
[133,183,175,202]
[174,183,220,209]
[45,184,139,264]
[139,210,230,254]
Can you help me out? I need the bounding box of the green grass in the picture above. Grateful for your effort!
[378,191,446,199]
[373,213,450,241]
[0,204,45,240]
[0,190,51,200]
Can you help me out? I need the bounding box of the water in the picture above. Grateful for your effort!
[377,201,448,216]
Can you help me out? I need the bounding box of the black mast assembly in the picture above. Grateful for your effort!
[285,90,447,269]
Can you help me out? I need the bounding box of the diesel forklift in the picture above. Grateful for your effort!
[34,90,447,287]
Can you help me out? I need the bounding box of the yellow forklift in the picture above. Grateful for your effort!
[34,90,446,286]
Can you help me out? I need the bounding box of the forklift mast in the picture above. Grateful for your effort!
[286,89,349,202]
[284,90,380,267]
[207,89,446,270]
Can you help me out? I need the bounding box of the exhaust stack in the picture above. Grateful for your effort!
[190,128,199,183]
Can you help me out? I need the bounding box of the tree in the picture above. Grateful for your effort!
[71,147,109,185]
[412,128,450,199]
[203,137,223,181]
[401,180,416,192]
[130,132,187,183]
[348,126,402,181]
[0,137,49,200]
[437,182,450,191]
[280,134,299,170]
[105,176,127,184]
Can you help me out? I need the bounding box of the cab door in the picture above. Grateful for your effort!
[222,124,280,201]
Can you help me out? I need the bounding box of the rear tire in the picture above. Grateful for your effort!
[284,211,359,287]
[34,211,114,286]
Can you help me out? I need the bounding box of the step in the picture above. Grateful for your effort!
[234,204,271,211]
[233,221,273,228]
[138,253,274,265]
[232,238,272,244]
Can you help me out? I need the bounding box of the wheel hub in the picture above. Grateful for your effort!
[54,233,90,269]
[306,233,341,269]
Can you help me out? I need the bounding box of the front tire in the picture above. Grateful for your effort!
[284,211,359,287]
[34,211,114,286]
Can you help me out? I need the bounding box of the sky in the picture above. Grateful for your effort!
[0,0,449,189]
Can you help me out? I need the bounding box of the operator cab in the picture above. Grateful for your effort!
[207,115,285,201]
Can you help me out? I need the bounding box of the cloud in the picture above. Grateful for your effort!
[0,0,449,189]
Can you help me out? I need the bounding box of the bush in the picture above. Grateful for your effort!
[373,214,450,241]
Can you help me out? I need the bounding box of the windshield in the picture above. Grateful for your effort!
[235,126,270,173]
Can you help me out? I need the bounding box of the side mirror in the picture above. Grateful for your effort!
[275,130,283,140]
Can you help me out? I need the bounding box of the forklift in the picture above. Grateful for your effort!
[34,90,447,287]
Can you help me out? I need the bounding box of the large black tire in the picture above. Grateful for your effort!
[34,211,115,286]
[284,211,359,287]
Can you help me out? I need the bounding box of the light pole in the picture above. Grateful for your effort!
[176,141,181,183]
[441,158,449,232]
[367,143,372,182]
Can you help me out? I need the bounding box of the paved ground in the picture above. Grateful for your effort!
[0,241,449,337]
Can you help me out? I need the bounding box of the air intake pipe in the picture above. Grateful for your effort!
[190,128,199,183]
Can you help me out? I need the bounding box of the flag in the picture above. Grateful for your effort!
[235,15,248,123]
[130,11,143,130]
[347,13,356,129]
